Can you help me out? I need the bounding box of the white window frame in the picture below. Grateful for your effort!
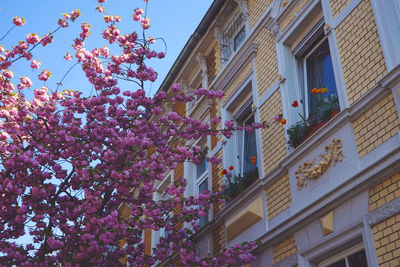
[151,171,173,249]
[233,100,258,176]
[300,35,334,118]
[371,0,400,71]
[192,138,211,227]
[318,243,366,267]
[275,2,347,130]
[222,75,262,178]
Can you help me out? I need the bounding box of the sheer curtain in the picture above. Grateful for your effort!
[243,115,257,174]
[306,39,338,117]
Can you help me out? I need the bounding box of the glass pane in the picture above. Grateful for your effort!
[196,153,207,179]
[199,179,208,192]
[306,39,338,118]
[243,115,257,174]
[199,179,208,227]
[161,191,169,201]
[326,259,346,267]
[233,25,246,51]
[160,216,171,238]
[348,249,368,267]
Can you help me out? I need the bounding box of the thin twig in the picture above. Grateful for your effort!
[55,62,79,92]
[0,25,16,42]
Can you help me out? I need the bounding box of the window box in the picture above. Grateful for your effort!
[287,93,339,148]
[222,167,258,202]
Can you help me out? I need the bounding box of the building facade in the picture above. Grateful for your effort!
[149,0,400,266]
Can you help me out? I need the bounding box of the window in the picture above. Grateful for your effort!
[152,173,173,247]
[159,190,171,239]
[196,152,208,180]
[223,82,259,178]
[233,25,246,51]
[319,245,368,267]
[220,12,246,63]
[235,104,257,175]
[225,94,258,177]
[195,150,209,227]
[294,19,339,119]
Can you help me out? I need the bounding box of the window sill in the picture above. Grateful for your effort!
[222,171,258,203]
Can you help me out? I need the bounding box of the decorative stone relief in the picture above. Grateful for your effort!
[234,0,249,21]
[194,235,211,259]
[266,21,282,39]
[196,54,209,90]
[295,138,344,190]
[179,80,190,94]
[367,198,400,226]
[214,27,224,45]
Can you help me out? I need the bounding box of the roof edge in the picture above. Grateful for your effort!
[156,0,225,94]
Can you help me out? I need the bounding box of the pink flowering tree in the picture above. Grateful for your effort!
[0,0,266,266]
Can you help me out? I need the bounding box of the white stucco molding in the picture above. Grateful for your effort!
[213,27,224,46]
[196,54,209,88]
[273,253,297,267]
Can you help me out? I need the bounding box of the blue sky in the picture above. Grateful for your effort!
[0,0,213,96]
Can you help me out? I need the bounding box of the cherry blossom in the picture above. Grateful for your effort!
[0,1,265,266]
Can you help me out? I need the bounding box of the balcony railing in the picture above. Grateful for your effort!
[220,12,246,63]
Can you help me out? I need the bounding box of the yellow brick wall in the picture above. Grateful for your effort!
[266,173,292,220]
[372,213,400,267]
[213,223,226,255]
[210,97,222,150]
[369,173,400,212]
[335,0,387,105]
[279,0,309,31]
[330,0,352,18]
[248,0,274,29]
[207,48,216,85]
[259,89,287,175]
[223,62,253,103]
[174,162,184,231]
[255,28,279,98]
[273,235,297,264]
[353,93,400,158]
[173,102,186,117]
[144,228,152,256]
[215,43,222,76]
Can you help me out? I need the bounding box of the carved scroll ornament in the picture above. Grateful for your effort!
[295,138,344,190]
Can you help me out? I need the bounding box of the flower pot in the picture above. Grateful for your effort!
[330,109,339,119]
[300,121,326,144]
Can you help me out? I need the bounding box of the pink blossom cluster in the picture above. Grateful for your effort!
[0,0,265,265]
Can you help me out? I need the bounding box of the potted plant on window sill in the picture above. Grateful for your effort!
[221,164,258,202]
[283,89,340,148]
[318,94,340,122]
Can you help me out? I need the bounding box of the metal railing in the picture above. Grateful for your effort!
[220,12,246,63]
